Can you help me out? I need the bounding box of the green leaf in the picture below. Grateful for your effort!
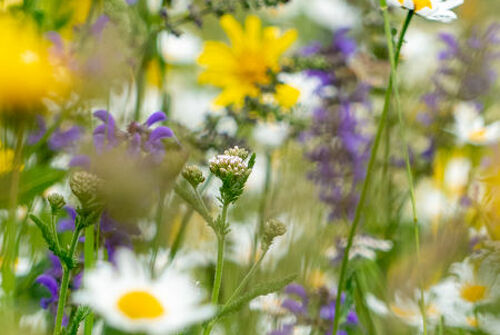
[215,273,297,321]
[64,306,91,335]
[0,166,66,208]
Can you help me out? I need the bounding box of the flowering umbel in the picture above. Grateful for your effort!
[209,146,255,204]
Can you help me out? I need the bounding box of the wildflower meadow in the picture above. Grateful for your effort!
[1,0,500,334]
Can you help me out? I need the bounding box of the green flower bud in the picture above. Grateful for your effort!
[262,219,287,250]
[47,193,66,212]
[69,171,103,207]
[182,165,206,189]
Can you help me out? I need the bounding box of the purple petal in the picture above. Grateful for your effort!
[148,126,174,142]
[145,111,167,127]
[36,274,59,308]
[285,283,308,300]
[69,155,91,169]
[91,15,109,35]
[49,126,82,151]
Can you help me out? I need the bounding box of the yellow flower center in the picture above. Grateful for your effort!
[236,51,269,85]
[117,290,165,320]
[460,284,487,303]
[398,0,433,11]
[467,316,479,328]
[468,128,487,143]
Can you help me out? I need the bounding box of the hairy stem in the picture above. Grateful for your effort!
[54,227,81,335]
[203,202,229,335]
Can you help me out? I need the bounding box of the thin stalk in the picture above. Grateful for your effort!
[330,10,414,335]
[83,226,95,335]
[169,175,213,263]
[54,227,81,335]
[1,125,25,300]
[225,249,268,307]
[150,189,167,275]
[380,8,427,335]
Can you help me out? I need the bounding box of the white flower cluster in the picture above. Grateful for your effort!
[209,154,250,178]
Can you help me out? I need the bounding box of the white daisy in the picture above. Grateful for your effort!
[157,32,201,64]
[74,248,214,334]
[453,102,500,146]
[387,0,463,22]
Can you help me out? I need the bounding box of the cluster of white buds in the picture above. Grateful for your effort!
[209,146,255,204]
[209,153,251,179]
[223,146,249,160]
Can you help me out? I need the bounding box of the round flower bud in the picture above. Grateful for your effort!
[182,165,206,188]
[69,171,103,207]
[262,219,287,250]
[47,193,66,212]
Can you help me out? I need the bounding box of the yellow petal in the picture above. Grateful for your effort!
[275,84,300,108]
[220,14,244,50]
[245,15,262,50]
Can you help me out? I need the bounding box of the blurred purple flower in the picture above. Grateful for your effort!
[302,29,371,221]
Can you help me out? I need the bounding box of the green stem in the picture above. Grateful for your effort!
[1,125,25,302]
[203,202,229,335]
[330,10,414,335]
[83,226,95,335]
[225,248,268,307]
[150,189,167,275]
[54,227,81,335]
[381,8,427,335]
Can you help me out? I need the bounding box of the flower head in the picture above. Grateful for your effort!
[453,102,500,146]
[198,15,298,108]
[387,0,463,22]
[0,15,69,111]
[74,248,214,334]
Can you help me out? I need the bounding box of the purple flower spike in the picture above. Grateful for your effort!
[145,111,167,127]
[36,274,59,309]
[93,110,117,146]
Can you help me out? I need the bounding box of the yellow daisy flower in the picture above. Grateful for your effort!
[0,15,70,111]
[197,15,299,108]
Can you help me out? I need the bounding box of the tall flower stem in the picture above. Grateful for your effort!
[330,10,414,335]
[54,227,82,335]
[381,8,427,335]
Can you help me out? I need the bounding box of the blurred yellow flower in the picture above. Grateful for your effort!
[197,15,298,108]
[0,141,15,175]
[0,15,70,111]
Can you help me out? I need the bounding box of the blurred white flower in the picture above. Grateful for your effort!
[304,0,359,31]
[158,32,202,64]
[253,122,290,149]
[74,248,214,334]
[387,0,463,22]
[453,102,500,146]
[327,235,393,261]
[19,310,48,334]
